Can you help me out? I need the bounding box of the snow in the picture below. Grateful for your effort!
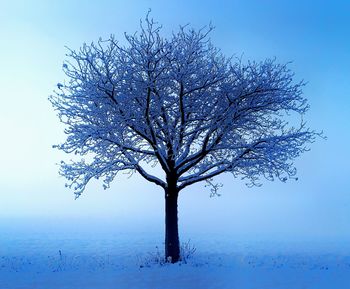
[49,15,319,199]
[1,227,349,289]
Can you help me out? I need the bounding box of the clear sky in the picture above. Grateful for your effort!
[0,0,349,242]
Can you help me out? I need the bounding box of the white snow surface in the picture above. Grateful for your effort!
[0,226,349,289]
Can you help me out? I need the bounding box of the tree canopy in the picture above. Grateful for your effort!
[50,16,318,199]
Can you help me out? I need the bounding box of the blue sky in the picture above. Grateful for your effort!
[0,0,349,242]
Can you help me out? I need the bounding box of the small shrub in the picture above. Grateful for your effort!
[180,239,196,264]
[138,240,196,267]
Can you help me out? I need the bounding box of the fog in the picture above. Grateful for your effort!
[0,0,349,245]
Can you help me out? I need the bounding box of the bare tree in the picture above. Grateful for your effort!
[49,14,319,263]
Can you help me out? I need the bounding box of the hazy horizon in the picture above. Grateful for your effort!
[1,0,349,244]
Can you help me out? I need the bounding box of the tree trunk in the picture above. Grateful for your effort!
[165,185,180,263]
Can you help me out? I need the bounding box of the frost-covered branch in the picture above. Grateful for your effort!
[50,14,320,197]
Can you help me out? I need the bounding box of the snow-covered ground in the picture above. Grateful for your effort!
[1,223,349,289]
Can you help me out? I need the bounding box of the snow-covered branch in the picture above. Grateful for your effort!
[50,14,320,197]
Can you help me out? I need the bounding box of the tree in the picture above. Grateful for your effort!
[49,14,319,263]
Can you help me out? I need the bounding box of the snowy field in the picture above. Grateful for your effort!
[1,221,349,289]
